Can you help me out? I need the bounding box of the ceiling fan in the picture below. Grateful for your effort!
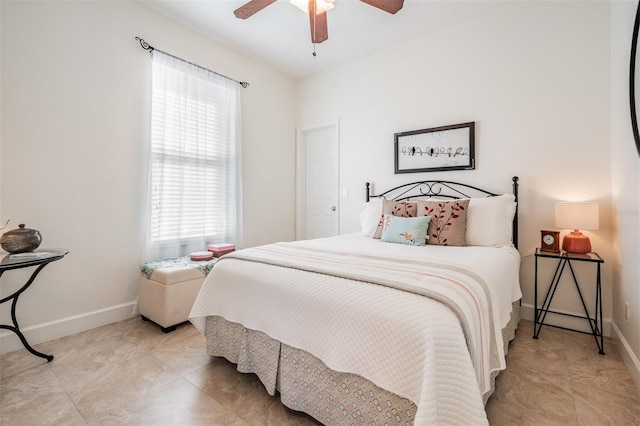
[234,0,404,44]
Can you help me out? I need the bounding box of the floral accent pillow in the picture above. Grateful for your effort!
[373,200,418,239]
[417,199,470,246]
[380,214,431,246]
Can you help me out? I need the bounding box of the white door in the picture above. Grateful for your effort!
[296,121,339,240]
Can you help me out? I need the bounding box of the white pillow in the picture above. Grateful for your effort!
[465,194,517,247]
[359,199,382,237]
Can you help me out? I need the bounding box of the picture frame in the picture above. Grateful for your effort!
[394,122,475,174]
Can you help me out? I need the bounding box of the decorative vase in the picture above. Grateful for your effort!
[0,224,42,253]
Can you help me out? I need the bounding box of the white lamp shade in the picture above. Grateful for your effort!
[555,202,599,230]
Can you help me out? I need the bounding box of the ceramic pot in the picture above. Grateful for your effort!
[0,224,42,253]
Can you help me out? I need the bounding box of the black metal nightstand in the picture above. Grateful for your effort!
[534,248,605,354]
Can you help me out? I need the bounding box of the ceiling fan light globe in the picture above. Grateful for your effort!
[290,0,335,14]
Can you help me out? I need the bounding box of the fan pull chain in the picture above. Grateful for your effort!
[313,44,317,57]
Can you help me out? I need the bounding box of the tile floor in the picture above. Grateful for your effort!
[0,318,638,425]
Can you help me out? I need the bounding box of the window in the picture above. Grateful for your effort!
[146,51,240,259]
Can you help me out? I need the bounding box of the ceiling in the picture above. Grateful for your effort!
[142,0,497,79]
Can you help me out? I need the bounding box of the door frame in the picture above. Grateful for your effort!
[296,120,340,240]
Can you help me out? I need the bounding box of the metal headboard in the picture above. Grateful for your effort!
[366,176,520,248]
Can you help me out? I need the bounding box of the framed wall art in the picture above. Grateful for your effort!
[394,122,475,174]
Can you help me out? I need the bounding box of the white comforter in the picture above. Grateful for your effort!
[190,234,521,425]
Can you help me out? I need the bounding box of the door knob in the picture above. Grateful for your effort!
[331,206,336,211]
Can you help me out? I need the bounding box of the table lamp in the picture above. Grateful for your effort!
[555,202,599,254]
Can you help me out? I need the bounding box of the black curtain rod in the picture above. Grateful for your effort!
[135,37,249,88]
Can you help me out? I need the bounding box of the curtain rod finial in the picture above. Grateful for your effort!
[135,36,154,52]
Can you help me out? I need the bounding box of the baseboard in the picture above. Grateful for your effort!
[610,321,640,393]
[520,302,612,337]
[0,301,139,355]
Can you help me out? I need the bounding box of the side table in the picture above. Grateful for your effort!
[0,249,69,361]
[534,248,604,354]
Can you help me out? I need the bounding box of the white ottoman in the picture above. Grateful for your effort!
[139,257,217,332]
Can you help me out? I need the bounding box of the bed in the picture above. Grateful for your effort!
[189,177,522,425]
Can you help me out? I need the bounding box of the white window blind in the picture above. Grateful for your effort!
[147,50,240,259]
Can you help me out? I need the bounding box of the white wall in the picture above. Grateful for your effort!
[611,0,640,388]
[0,1,296,352]
[297,2,613,331]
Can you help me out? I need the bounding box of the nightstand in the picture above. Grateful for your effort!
[534,248,605,354]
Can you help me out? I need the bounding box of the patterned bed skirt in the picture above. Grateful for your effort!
[204,301,520,425]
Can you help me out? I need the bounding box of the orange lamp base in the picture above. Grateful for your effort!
[562,230,592,254]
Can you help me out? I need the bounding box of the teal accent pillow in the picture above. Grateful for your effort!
[380,214,432,246]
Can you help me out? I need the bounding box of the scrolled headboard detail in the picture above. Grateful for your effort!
[365,176,520,248]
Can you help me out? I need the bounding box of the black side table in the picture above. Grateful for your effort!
[534,248,604,354]
[0,249,69,361]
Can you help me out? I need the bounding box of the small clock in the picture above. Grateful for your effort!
[540,230,560,253]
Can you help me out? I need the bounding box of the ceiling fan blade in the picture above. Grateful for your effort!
[308,0,328,43]
[234,0,277,19]
[359,0,404,14]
